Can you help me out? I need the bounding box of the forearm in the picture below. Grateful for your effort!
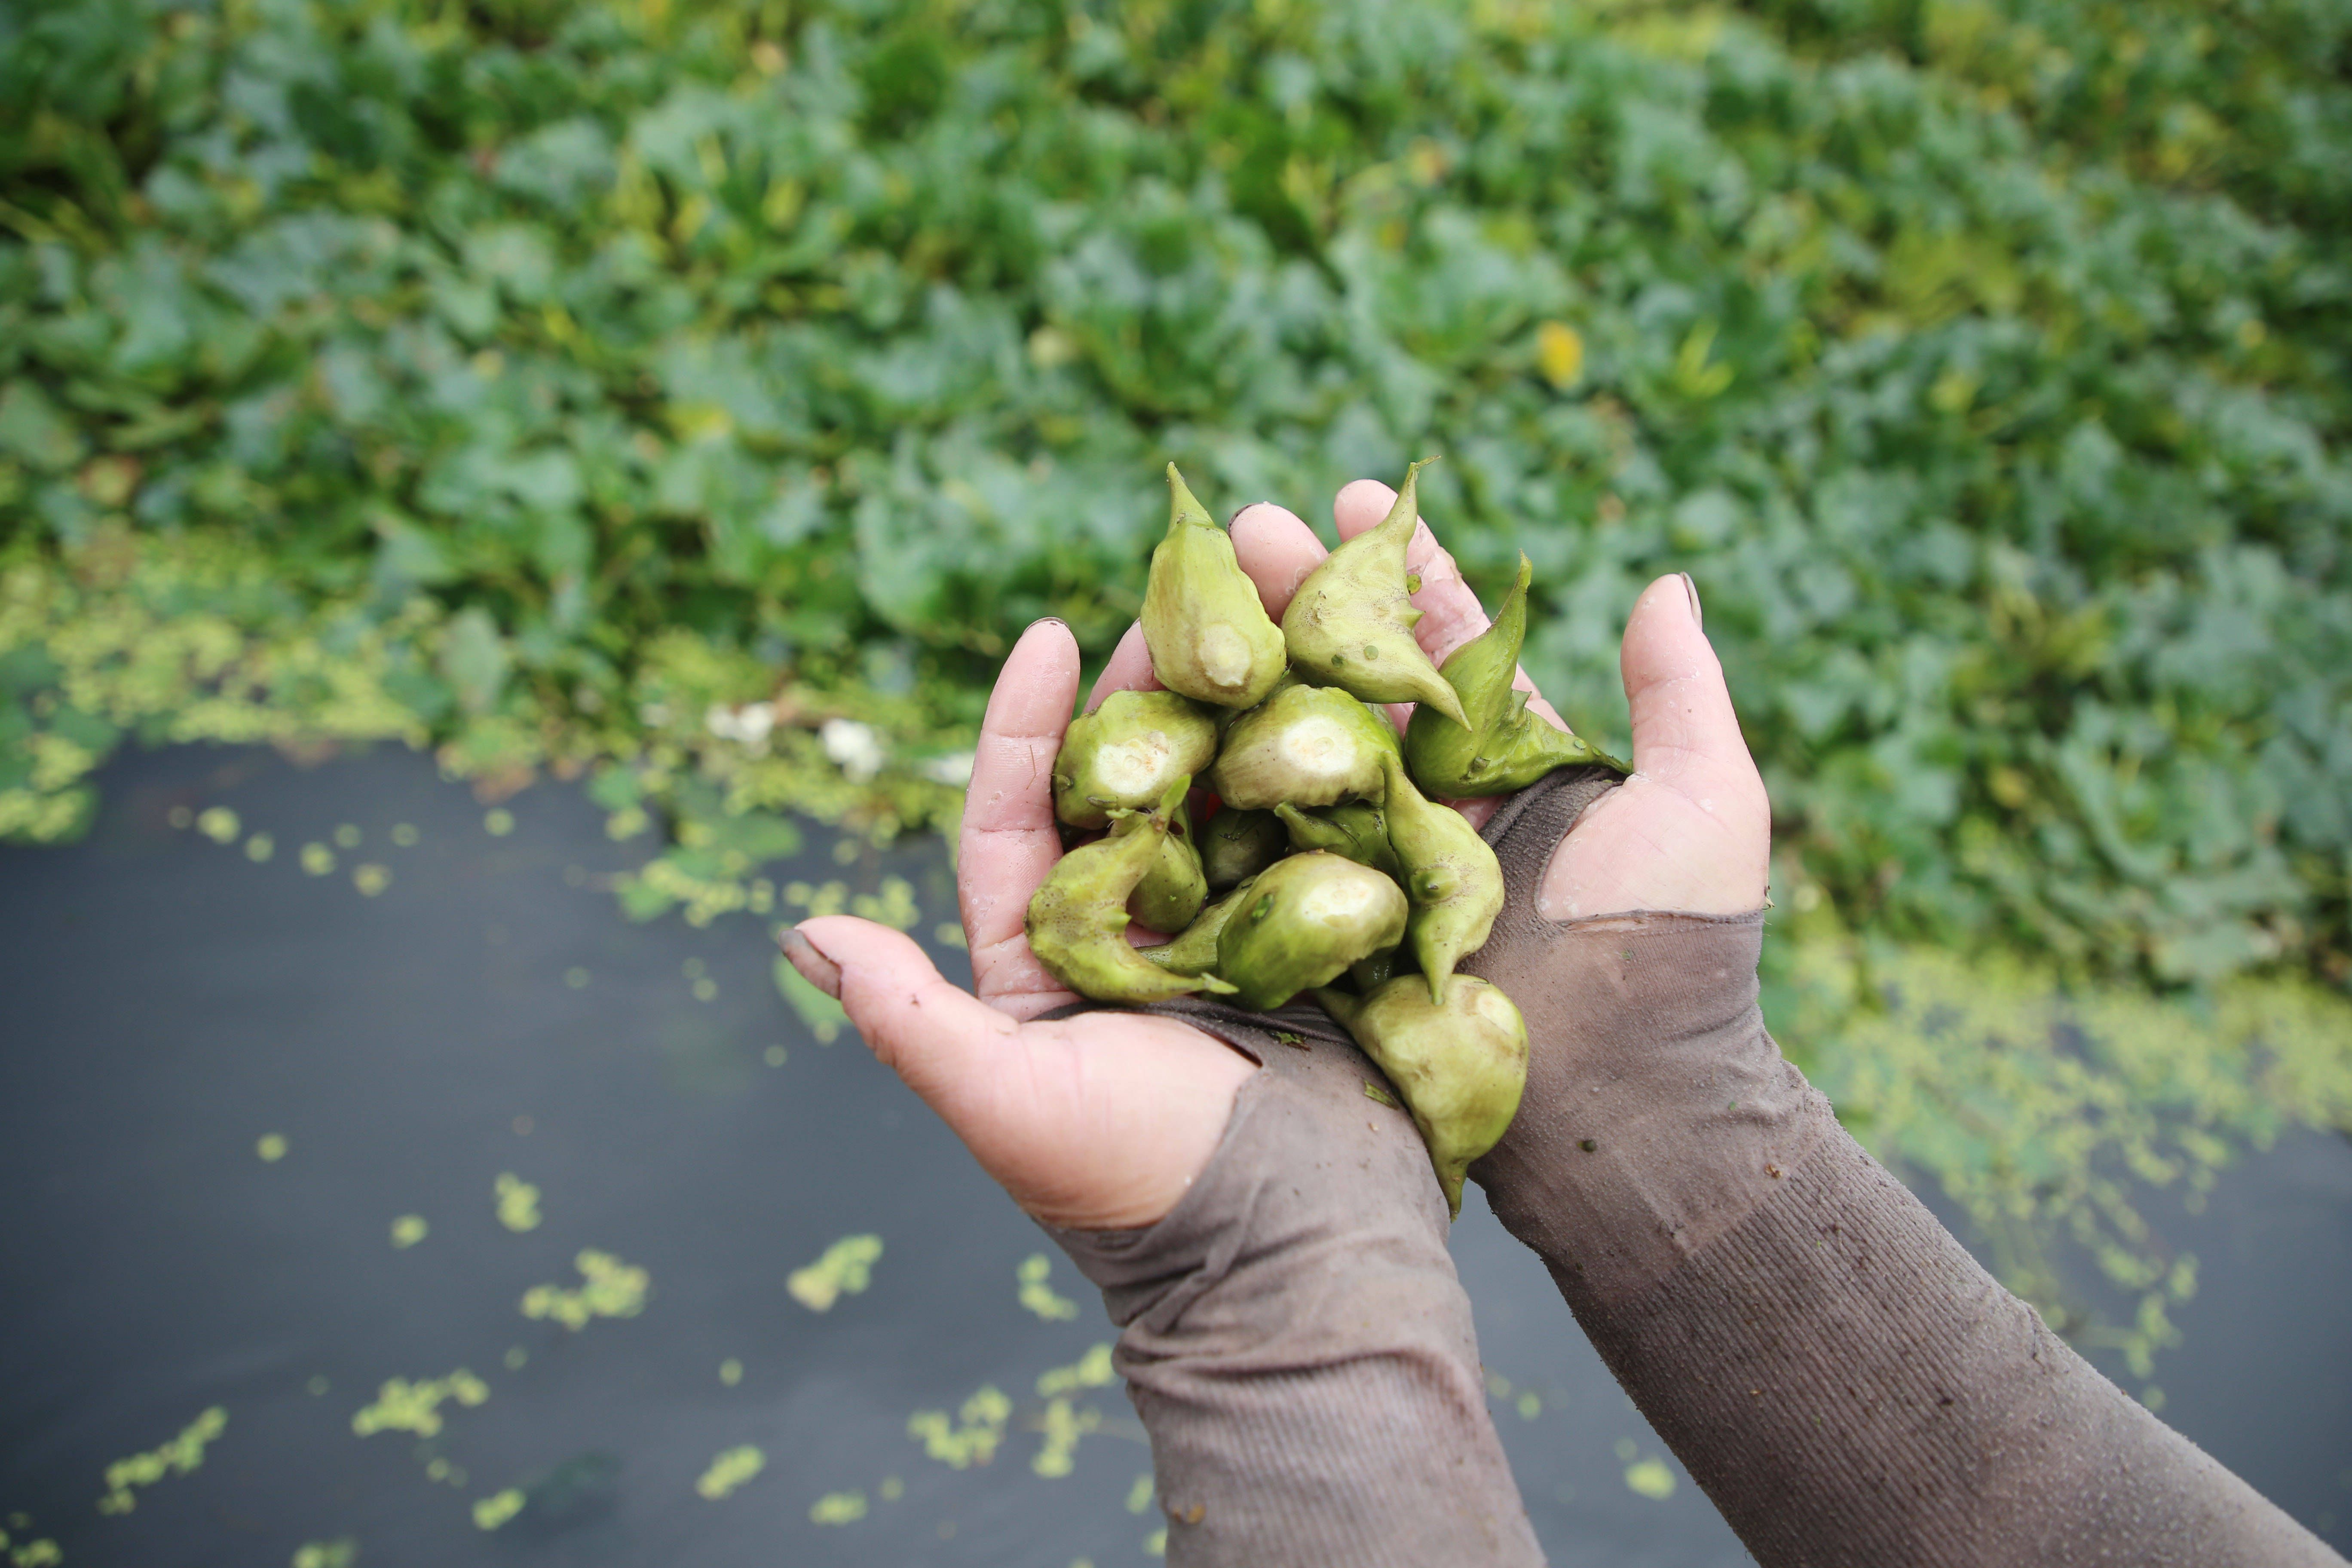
[1045,1000,1544,1568]
[1468,768,2344,1568]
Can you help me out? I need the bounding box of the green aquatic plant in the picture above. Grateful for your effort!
[1378,755,1504,1004]
[1403,555,1621,796]
[1025,780,1237,1002]
[352,1372,487,1440]
[1207,685,1396,811]
[1141,466,1288,709]
[521,1250,649,1330]
[1278,460,1466,726]
[97,1407,228,1515]
[1215,851,1409,1011]
[695,1446,767,1501]
[787,1234,883,1312]
[1316,976,1529,1218]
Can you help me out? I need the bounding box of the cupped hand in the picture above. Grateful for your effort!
[781,617,1254,1232]
[780,475,1770,1232]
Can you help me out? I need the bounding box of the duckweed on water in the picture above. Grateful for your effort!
[290,1540,356,1568]
[520,1252,649,1331]
[96,1406,227,1514]
[471,1489,525,1530]
[389,1215,428,1249]
[255,1133,287,1162]
[908,1387,1011,1470]
[493,1173,541,1232]
[1031,1400,1102,1479]
[786,1235,882,1313]
[1016,1254,1080,1322]
[1623,1458,1676,1501]
[1036,1344,1116,1400]
[809,1491,868,1526]
[694,1446,766,1501]
[350,1372,486,1439]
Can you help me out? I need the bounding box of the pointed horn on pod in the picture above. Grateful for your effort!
[1278,458,1468,726]
[1026,777,1237,1003]
[1379,753,1504,1006]
[1403,554,1624,796]
[1141,465,1290,710]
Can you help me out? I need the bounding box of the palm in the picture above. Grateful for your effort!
[789,477,1767,1232]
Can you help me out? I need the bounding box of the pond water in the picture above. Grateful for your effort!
[3,743,2347,1566]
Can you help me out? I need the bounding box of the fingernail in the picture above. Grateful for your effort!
[1227,501,1273,526]
[1679,572,1703,628]
[776,926,842,1000]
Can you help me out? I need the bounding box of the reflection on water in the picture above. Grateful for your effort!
[1,744,2345,1565]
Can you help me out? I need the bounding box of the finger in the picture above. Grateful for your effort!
[1331,479,1571,734]
[788,917,1022,1115]
[959,619,1083,1012]
[1228,501,1327,620]
[1084,620,1163,712]
[1620,572,1756,791]
[1540,573,1770,916]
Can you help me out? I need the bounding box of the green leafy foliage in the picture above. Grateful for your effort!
[3,0,2349,1355]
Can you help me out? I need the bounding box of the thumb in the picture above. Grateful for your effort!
[782,917,1021,1115]
[1621,572,1758,795]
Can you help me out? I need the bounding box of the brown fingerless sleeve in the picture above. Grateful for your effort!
[1465,767,2345,1568]
[1043,1000,1545,1568]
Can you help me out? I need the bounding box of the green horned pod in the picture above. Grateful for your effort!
[1314,976,1528,1218]
[1278,458,1468,727]
[1403,554,1623,796]
[1200,807,1287,890]
[1120,799,1208,934]
[1215,850,1409,1011]
[1026,778,1237,1003]
[1141,464,1289,710]
[1053,689,1219,830]
[1141,876,1256,975]
[1274,801,1403,882]
[1380,753,1504,1005]
[1206,685,1397,811]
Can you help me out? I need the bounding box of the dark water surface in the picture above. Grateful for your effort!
[3,744,2347,1565]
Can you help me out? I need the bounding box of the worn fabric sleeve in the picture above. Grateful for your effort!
[1040,998,1546,1568]
[1463,766,2346,1568]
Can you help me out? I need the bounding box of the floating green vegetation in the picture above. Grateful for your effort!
[388,1215,428,1249]
[300,845,335,877]
[1779,931,2352,1375]
[809,1491,867,1527]
[1015,1254,1080,1323]
[350,1372,487,1439]
[1124,1475,1155,1516]
[520,1250,649,1331]
[907,1387,1011,1470]
[1035,1344,1116,1400]
[1030,1400,1102,1480]
[773,956,850,1046]
[493,1173,541,1233]
[290,1540,355,1568]
[850,877,920,932]
[1,1522,63,1567]
[352,864,391,897]
[96,1406,227,1514]
[254,1133,286,1163]
[693,1446,766,1501]
[718,1359,743,1387]
[195,808,238,844]
[1623,1458,1676,1501]
[470,1490,524,1531]
[787,1234,882,1312]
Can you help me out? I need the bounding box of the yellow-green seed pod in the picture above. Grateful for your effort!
[1206,685,1396,811]
[1027,778,1237,1003]
[1403,554,1623,796]
[1215,850,1409,1011]
[1053,689,1219,830]
[1121,799,1208,934]
[1315,976,1528,1218]
[1200,807,1286,890]
[1141,465,1289,709]
[1380,753,1504,1005]
[1278,458,1468,726]
[1141,876,1256,976]
[1274,801,1403,882]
